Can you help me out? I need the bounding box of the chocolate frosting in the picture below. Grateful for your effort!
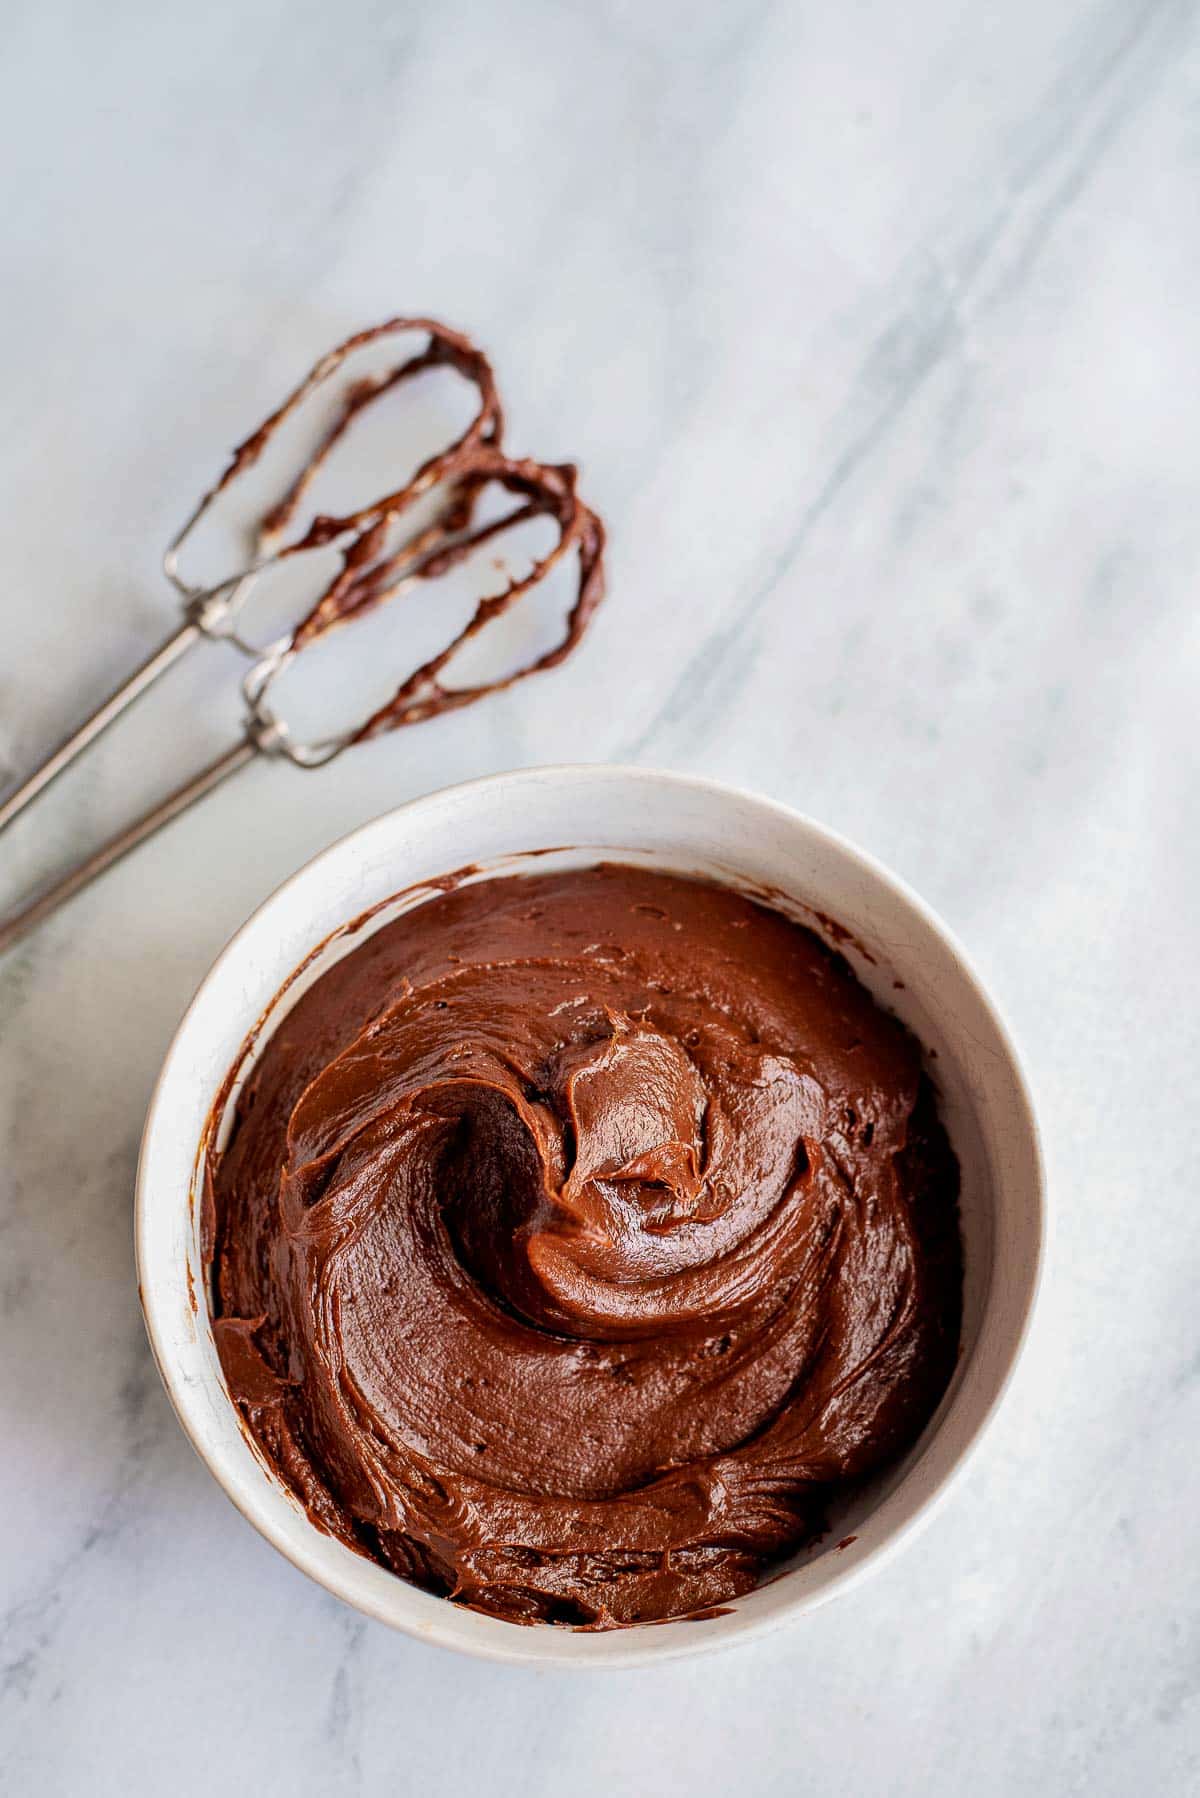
[209,866,961,1628]
[168,317,605,746]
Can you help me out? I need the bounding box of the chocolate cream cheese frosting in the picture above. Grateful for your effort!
[208,865,961,1628]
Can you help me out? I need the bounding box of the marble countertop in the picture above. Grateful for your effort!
[2,0,1197,1791]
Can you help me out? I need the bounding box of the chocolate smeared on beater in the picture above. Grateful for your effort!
[168,317,606,741]
[0,320,607,953]
[281,444,605,740]
[208,865,962,1629]
[173,316,505,564]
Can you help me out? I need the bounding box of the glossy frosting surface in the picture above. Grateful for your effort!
[209,865,961,1627]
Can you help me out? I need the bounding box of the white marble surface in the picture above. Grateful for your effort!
[1,0,1198,1790]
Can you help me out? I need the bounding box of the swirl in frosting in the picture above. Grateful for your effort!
[208,864,961,1627]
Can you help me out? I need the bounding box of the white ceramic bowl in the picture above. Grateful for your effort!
[136,765,1044,1668]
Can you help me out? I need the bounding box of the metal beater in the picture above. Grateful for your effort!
[0,318,605,955]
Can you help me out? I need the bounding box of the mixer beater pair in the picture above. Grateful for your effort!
[0,318,605,954]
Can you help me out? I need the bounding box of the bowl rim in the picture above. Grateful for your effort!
[135,761,1046,1668]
